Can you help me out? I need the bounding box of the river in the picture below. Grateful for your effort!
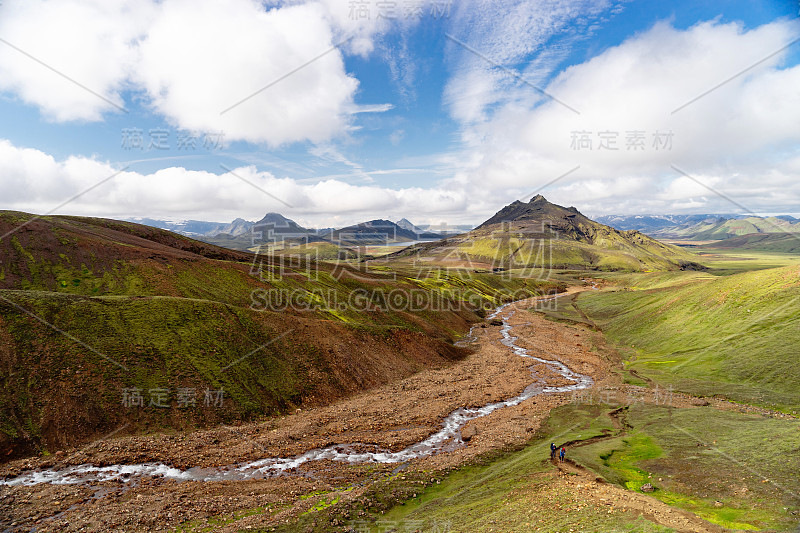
[1,295,592,487]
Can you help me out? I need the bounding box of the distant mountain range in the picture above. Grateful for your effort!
[322,219,444,245]
[127,217,255,237]
[417,223,476,235]
[131,207,800,256]
[596,214,800,240]
[129,214,452,252]
[675,216,800,240]
[594,214,741,233]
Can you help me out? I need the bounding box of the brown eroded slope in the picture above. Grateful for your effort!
[4,212,559,461]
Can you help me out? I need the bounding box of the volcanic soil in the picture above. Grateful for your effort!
[0,292,733,532]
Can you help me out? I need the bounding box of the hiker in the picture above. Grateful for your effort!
[550,442,557,460]
[559,447,566,462]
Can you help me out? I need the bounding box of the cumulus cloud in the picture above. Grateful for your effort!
[270,0,392,56]
[445,18,800,215]
[0,0,395,145]
[137,0,360,146]
[0,0,151,121]
[0,139,472,226]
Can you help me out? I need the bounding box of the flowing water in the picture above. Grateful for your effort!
[1,295,592,487]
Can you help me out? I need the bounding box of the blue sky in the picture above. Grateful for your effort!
[0,0,798,227]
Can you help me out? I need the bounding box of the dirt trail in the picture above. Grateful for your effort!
[551,406,724,533]
[627,367,654,384]
[551,464,725,533]
[565,292,600,330]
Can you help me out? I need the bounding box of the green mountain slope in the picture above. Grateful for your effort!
[709,232,800,253]
[577,265,800,411]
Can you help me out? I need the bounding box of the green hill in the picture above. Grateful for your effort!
[576,265,800,411]
[197,231,260,252]
[709,232,800,253]
[390,196,704,272]
[273,241,361,261]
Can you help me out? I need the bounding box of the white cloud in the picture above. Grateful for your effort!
[445,18,800,215]
[136,0,359,146]
[0,139,472,226]
[0,0,397,145]
[269,0,394,57]
[0,0,152,121]
[382,31,418,104]
[350,104,394,114]
[2,1,799,222]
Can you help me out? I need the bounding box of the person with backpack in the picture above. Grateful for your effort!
[550,442,557,460]
[559,447,566,462]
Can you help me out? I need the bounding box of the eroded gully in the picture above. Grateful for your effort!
[1,294,592,487]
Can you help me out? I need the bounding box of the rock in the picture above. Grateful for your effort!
[691,398,710,406]
[488,319,503,326]
[461,425,478,442]
[640,483,655,493]
[714,501,723,507]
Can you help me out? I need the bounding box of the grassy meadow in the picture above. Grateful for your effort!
[572,404,800,531]
[576,258,800,412]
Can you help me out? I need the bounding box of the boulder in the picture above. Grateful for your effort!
[461,425,478,442]
[640,483,655,493]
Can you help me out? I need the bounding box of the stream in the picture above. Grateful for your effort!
[1,295,592,487]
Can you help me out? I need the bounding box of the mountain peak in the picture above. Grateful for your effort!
[254,212,309,233]
[477,195,586,230]
[329,218,416,244]
[257,212,288,222]
[396,218,425,234]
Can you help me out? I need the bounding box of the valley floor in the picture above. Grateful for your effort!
[0,289,797,532]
